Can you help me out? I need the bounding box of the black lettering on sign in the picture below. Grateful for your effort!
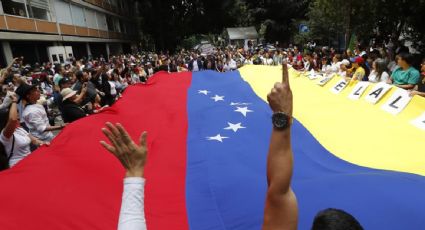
[389,96,402,109]
[334,81,347,91]
[369,87,383,98]
[354,86,364,96]
[422,119,425,124]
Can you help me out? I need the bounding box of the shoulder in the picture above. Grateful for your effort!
[409,67,420,76]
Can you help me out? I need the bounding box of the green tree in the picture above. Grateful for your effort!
[303,0,425,53]
[244,0,310,45]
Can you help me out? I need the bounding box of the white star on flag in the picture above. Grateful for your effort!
[198,90,210,95]
[224,122,246,132]
[211,95,225,102]
[234,106,253,117]
[230,102,251,106]
[207,134,229,142]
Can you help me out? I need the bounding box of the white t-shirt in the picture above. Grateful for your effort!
[147,68,154,77]
[0,128,31,167]
[329,62,340,73]
[266,58,274,65]
[192,60,199,72]
[338,70,347,78]
[22,104,54,142]
[109,81,117,96]
[223,59,237,72]
[368,70,390,83]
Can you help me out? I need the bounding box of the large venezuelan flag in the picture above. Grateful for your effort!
[0,66,424,230]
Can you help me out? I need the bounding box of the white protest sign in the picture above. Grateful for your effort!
[410,112,425,131]
[330,79,348,94]
[364,82,392,104]
[317,74,334,86]
[308,70,319,80]
[348,81,370,100]
[381,88,412,115]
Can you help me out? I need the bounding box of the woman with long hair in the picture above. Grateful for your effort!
[368,58,390,83]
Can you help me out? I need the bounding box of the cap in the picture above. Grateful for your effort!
[354,57,364,64]
[61,88,77,101]
[59,77,71,86]
[341,59,350,66]
[15,83,36,101]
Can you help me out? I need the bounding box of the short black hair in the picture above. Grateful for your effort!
[75,71,84,81]
[398,52,414,65]
[311,208,363,230]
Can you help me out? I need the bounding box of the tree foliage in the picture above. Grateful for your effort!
[136,0,309,51]
[303,0,425,53]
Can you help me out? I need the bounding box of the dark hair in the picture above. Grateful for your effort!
[54,64,62,73]
[311,208,363,230]
[0,108,10,170]
[334,54,342,62]
[0,108,9,132]
[75,71,84,81]
[398,53,413,65]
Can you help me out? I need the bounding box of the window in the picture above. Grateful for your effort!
[96,12,108,31]
[27,0,50,20]
[84,8,97,29]
[106,15,114,31]
[53,0,72,24]
[71,4,85,27]
[119,19,126,34]
[113,17,120,32]
[1,0,51,20]
[1,0,28,17]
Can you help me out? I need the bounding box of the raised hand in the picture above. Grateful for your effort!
[100,122,148,177]
[267,61,293,116]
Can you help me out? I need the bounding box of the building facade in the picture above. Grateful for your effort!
[0,0,140,66]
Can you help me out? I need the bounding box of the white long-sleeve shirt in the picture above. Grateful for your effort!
[118,178,147,230]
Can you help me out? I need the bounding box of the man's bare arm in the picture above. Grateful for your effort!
[262,63,298,230]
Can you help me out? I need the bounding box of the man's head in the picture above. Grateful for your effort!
[59,77,72,90]
[76,71,89,82]
[61,88,77,102]
[16,84,40,104]
[397,53,413,68]
[311,208,363,230]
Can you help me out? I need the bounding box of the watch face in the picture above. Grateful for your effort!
[273,112,289,129]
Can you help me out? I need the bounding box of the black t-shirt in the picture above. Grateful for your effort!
[418,75,425,92]
[73,81,97,105]
[61,100,86,123]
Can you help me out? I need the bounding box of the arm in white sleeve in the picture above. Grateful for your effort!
[118,177,147,230]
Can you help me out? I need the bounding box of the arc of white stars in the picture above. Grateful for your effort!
[206,134,229,142]
[234,106,253,117]
[224,122,246,132]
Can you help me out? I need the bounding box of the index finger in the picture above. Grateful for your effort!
[282,61,290,87]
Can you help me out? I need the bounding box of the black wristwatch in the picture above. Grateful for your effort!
[272,112,292,130]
